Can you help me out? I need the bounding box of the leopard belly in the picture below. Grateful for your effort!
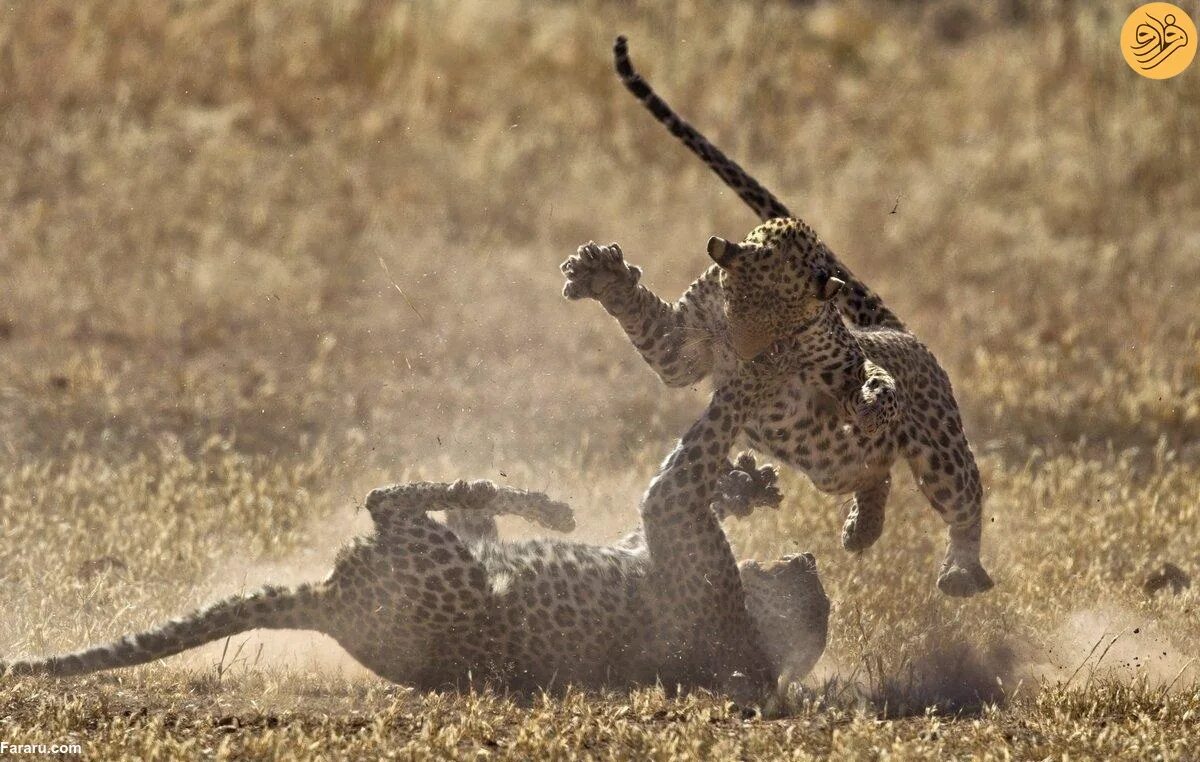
[742,376,896,495]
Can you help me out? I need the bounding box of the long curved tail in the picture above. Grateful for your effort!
[613,36,906,332]
[2,583,325,678]
[613,35,791,222]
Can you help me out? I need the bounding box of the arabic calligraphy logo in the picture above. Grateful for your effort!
[1122,3,1196,79]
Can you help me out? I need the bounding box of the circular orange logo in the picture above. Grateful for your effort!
[1121,3,1196,79]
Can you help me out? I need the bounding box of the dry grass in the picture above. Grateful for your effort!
[1,0,1199,758]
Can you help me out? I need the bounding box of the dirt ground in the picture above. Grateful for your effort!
[1,1,1199,758]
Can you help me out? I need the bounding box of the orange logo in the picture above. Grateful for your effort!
[1121,3,1196,79]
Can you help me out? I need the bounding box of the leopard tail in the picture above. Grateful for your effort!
[612,36,905,331]
[613,35,791,222]
[2,583,326,678]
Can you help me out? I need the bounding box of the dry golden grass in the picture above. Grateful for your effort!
[2,0,1199,758]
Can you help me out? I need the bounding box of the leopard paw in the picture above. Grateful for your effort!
[713,452,782,519]
[853,380,898,437]
[561,242,642,302]
[936,559,995,597]
[526,494,576,534]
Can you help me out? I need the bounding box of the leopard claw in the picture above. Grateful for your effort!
[560,242,641,302]
[713,454,783,519]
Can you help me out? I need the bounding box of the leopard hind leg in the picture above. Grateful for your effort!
[905,439,994,597]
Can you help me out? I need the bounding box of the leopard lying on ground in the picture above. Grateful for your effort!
[561,36,993,597]
[2,359,828,696]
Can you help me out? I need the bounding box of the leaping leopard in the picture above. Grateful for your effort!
[561,36,993,597]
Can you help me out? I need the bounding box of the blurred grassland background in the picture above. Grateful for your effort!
[1,0,1200,758]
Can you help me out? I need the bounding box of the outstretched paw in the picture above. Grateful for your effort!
[713,452,782,520]
[561,242,642,302]
[478,482,576,534]
[444,484,575,539]
[524,495,576,534]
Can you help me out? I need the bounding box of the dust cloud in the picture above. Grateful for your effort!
[811,601,1198,718]
[178,503,372,678]
[1036,606,1197,689]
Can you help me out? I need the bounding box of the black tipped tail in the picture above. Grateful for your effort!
[610,35,906,333]
[613,36,648,98]
[610,35,793,222]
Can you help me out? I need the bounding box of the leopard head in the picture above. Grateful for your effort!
[707,218,844,360]
[739,552,831,686]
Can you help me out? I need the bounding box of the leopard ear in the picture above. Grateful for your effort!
[818,276,845,301]
[707,236,746,268]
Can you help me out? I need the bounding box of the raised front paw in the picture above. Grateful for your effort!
[713,452,782,519]
[561,242,642,302]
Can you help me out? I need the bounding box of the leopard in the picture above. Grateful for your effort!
[560,36,993,597]
[2,355,829,698]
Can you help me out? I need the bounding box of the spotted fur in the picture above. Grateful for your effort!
[3,371,828,694]
[562,38,992,596]
[612,35,903,332]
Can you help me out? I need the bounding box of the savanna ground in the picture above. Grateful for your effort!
[1,0,1199,758]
